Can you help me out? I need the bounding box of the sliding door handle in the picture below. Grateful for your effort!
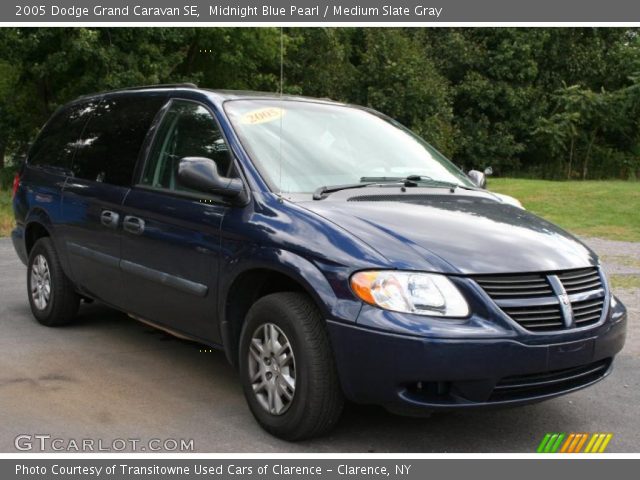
[123,215,145,235]
[100,210,119,229]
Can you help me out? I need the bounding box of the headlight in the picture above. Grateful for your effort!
[493,192,524,209]
[350,271,469,317]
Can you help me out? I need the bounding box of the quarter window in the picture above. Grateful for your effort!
[72,94,166,186]
[29,100,99,170]
[141,100,234,191]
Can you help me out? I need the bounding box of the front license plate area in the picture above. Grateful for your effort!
[548,339,595,370]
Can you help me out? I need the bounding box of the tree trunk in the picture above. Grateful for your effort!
[0,138,6,170]
[582,130,597,180]
[567,135,574,179]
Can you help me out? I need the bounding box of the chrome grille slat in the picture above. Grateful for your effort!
[563,280,600,293]
[563,278,600,291]
[514,315,563,322]
[503,308,559,316]
[561,273,600,283]
[474,267,606,332]
[482,289,554,297]
[502,303,564,331]
[570,296,605,327]
[474,274,554,299]
[559,268,603,295]
[558,269,600,280]
[476,283,549,290]
[519,321,564,328]
[574,301,604,311]
[476,277,548,285]
[573,299,604,309]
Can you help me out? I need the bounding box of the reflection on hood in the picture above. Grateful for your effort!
[301,192,597,275]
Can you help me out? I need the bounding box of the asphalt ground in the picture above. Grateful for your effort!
[0,237,638,453]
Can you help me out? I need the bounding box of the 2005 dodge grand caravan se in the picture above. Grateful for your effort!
[12,85,627,440]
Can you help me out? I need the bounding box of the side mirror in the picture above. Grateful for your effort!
[467,170,487,189]
[177,157,244,198]
[484,166,493,176]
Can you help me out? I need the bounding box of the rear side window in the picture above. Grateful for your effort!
[28,99,99,171]
[72,94,166,186]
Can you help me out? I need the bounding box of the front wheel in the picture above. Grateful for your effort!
[239,292,343,440]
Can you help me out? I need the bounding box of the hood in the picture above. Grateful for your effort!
[299,190,597,275]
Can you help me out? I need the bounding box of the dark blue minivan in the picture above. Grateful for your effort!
[11,85,627,440]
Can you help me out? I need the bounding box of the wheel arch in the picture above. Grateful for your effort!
[219,250,339,367]
[24,208,54,256]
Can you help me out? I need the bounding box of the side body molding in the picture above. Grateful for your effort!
[66,241,209,297]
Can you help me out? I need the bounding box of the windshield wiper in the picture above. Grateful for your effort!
[314,175,477,200]
[359,176,411,183]
[313,182,376,200]
[360,175,475,192]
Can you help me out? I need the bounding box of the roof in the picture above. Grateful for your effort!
[73,84,343,106]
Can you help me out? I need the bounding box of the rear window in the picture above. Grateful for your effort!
[28,99,99,171]
[71,93,167,186]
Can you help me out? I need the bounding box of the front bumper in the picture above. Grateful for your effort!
[327,296,626,415]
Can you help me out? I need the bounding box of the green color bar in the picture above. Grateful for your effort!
[537,433,553,453]
[550,433,566,453]
[544,434,559,453]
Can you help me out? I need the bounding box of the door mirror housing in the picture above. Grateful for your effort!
[467,169,487,189]
[484,166,493,176]
[177,157,244,199]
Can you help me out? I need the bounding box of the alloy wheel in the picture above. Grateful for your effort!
[248,323,296,415]
[30,254,51,310]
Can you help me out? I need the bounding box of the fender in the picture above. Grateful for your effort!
[218,245,363,365]
[24,208,74,279]
[25,207,54,233]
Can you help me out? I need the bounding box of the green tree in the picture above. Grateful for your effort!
[352,29,455,156]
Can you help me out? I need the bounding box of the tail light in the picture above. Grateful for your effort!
[12,172,20,199]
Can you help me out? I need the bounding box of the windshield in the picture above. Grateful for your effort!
[224,99,474,193]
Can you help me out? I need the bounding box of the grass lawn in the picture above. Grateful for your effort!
[490,178,640,242]
[0,179,638,242]
[0,189,13,237]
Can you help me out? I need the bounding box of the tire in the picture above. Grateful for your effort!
[239,292,344,440]
[27,237,80,326]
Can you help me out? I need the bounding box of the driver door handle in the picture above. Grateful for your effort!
[123,215,145,235]
[100,210,119,229]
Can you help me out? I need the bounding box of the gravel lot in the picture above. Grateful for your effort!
[0,237,638,453]
[590,238,640,357]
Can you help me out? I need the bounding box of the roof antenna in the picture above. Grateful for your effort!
[279,26,284,96]
[278,27,284,197]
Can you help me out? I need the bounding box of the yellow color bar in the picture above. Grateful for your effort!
[584,434,599,453]
[598,434,613,453]
[592,434,607,452]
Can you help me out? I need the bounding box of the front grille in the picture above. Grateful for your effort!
[572,297,606,326]
[474,267,606,332]
[501,304,564,331]
[490,359,611,401]
[474,274,554,299]
[558,268,603,294]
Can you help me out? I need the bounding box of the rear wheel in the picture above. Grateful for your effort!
[239,292,343,440]
[27,237,80,326]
